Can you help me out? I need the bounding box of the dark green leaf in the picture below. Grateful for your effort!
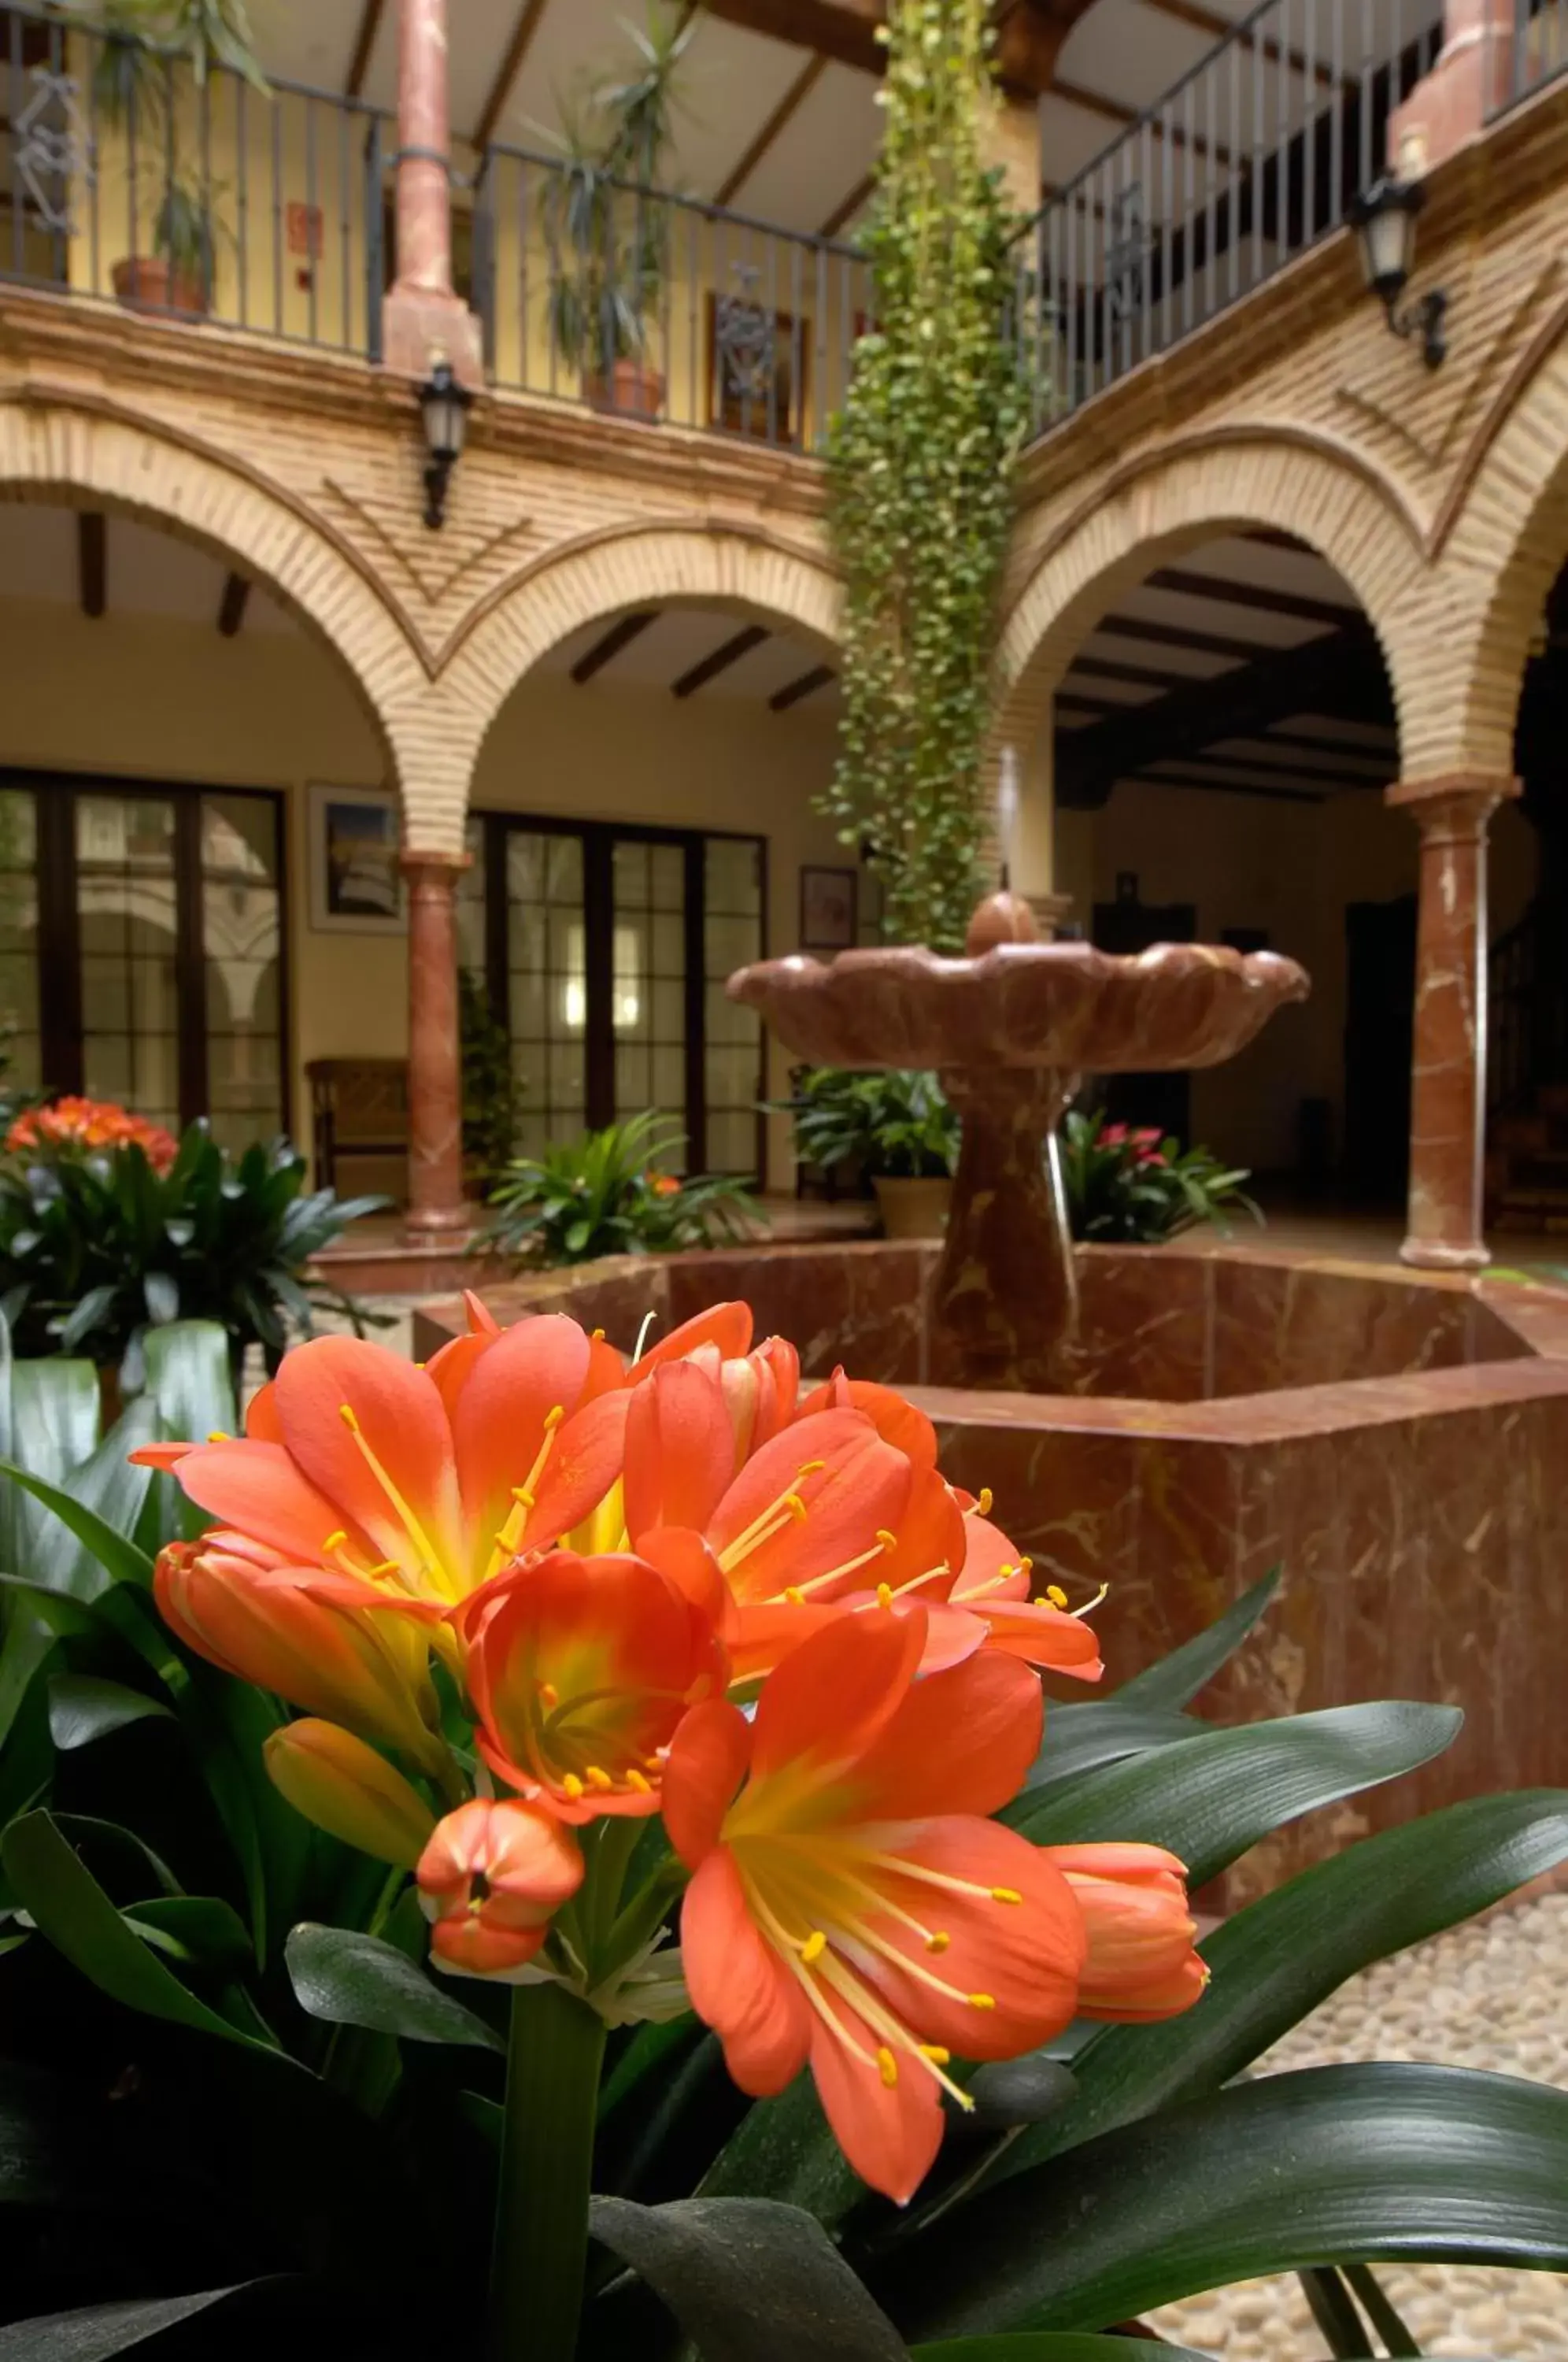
[1004,1704,1461,1886]
[0,1459,156,1596]
[142,1320,238,1446]
[590,2194,910,2362]
[0,2283,283,2358]
[886,2065,1568,2341]
[285,1923,504,2051]
[47,1675,172,1751]
[1022,1702,1201,1796]
[121,1894,253,1972]
[997,1790,1568,2180]
[1,1810,279,2055]
[1343,2264,1422,2356]
[1114,1570,1281,1712]
[1300,2265,1374,2357]
[142,1272,179,1327]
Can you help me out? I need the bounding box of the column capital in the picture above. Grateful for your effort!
[399,848,473,890]
[1386,771,1521,842]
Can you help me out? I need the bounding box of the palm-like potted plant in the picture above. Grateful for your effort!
[85,0,267,318]
[541,4,693,420]
[776,1065,960,1240]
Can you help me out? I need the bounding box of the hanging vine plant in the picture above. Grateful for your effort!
[819,0,1026,951]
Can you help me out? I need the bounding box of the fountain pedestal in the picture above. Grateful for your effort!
[934,1064,1079,1390]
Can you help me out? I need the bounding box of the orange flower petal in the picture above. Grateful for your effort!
[640,1301,755,1367]
[682,1849,811,2094]
[971,1597,1104,1680]
[273,1338,462,1575]
[799,1375,939,1470]
[805,1980,945,2208]
[451,1313,594,1535]
[159,1441,373,1568]
[625,1361,735,1545]
[662,1696,752,1868]
[749,1604,924,1783]
[520,1389,631,1549]
[850,1647,1043,1821]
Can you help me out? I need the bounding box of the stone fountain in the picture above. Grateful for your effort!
[727,890,1309,1393]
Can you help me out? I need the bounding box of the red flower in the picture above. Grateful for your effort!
[6,1094,179,1175]
[418,1799,584,1979]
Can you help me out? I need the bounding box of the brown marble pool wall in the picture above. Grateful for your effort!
[412,1244,1568,1897]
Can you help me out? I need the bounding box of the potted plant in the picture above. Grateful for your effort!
[459,967,521,1198]
[541,4,693,420]
[86,0,267,319]
[1060,1106,1259,1242]
[778,1064,960,1240]
[482,1108,762,1264]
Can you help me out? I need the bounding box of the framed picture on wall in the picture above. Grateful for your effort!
[309,785,405,934]
[800,864,857,952]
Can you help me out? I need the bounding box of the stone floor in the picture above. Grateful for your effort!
[1153,1892,1568,2356]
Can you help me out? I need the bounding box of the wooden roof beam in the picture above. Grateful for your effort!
[345,0,385,101]
[672,624,770,698]
[472,0,551,155]
[693,0,1095,97]
[716,54,827,205]
[571,611,657,684]
[78,513,105,620]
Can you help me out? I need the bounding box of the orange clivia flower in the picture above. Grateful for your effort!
[418,1798,584,1979]
[1047,1842,1207,2020]
[640,1302,801,1471]
[6,1094,179,1175]
[155,1534,447,1775]
[458,1545,727,1823]
[663,1609,1088,2205]
[135,1312,631,1646]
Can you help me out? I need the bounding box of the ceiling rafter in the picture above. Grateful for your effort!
[771,662,835,711]
[691,0,1089,95]
[77,513,105,620]
[1137,0,1345,90]
[472,0,552,157]
[1144,564,1359,627]
[570,610,658,684]
[672,624,770,698]
[217,573,250,638]
[819,172,875,238]
[716,54,828,205]
[345,0,385,102]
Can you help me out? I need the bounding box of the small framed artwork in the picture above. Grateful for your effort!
[309,785,405,933]
[800,864,857,952]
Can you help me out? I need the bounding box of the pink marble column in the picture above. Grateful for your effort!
[401,851,469,1242]
[1388,0,1514,171]
[383,0,482,383]
[1389,773,1520,1271]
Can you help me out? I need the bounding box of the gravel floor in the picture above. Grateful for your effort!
[1152,1892,1568,2356]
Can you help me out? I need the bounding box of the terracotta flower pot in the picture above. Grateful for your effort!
[585,357,664,422]
[112,257,209,319]
[873,1175,952,1242]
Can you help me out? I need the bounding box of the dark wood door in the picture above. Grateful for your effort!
[1343,894,1417,1204]
[1090,896,1197,1142]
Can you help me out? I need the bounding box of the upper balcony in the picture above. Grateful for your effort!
[2,0,1563,454]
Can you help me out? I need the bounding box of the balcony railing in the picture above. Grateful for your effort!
[1009,0,1444,434]
[1486,0,1568,114]
[2,5,390,355]
[472,146,871,452]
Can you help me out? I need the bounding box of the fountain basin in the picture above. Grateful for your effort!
[416,1240,1568,1900]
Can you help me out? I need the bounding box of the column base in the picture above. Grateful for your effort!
[401,1203,473,1247]
[1400,1235,1490,1272]
[382,287,484,386]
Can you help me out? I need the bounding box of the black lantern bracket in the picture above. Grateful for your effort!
[417,357,475,530]
[1348,176,1448,370]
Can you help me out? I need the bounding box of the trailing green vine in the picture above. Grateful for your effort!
[819,0,1026,952]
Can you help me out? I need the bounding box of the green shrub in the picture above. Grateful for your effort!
[1062,1109,1259,1244]
[483,1109,762,1265]
[775,1066,960,1183]
[0,1118,385,1388]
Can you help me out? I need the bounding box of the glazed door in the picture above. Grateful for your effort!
[468,816,765,1174]
[1344,894,1416,1204]
[1090,894,1197,1142]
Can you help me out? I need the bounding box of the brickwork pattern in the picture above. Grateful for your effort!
[2,76,1568,847]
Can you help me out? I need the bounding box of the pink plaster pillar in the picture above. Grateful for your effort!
[401,851,470,1242]
[1389,772,1520,1271]
[1388,0,1514,172]
[382,0,483,384]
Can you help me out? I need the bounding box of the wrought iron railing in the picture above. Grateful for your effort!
[472,145,871,450]
[2,4,391,355]
[1009,0,1446,435]
[1485,0,1568,115]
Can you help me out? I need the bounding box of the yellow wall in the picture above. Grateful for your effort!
[0,593,845,1187]
[1056,784,1539,1175]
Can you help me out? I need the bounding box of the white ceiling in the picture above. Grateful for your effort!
[0,504,295,632]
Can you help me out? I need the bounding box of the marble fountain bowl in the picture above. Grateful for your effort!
[415,1237,1568,1901]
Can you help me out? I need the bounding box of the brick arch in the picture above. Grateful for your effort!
[435,519,841,827]
[0,391,459,836]
[993,431,1429,769]
[1433,333,1568,778]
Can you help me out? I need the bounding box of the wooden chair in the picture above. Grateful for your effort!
[306,1058,409,1200]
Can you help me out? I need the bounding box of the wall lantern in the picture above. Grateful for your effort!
[418,357,473,528]
[1348,176,1447,369]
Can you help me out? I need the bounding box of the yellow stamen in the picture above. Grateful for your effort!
[797,1459,827,1475]
[919,2045,951,2066]
[561,1774,585,1800]
[801,1929,827,1964]
[1047,1584,1069,1609]
[1072,1581,1111,1620]
[969,1993,996,2011]
[544,1405,565,1431]
[876,1529,897,1552]
[926,1931,951,1954]
[644,1754,664,1772]
[585,1766,613,1792]
[323,1530,348,1552]
[784,1586,806,1607]
[626,1768,652,1794]
[538,1682,559,1709]
[338,1404,359,1432]
[977,1487,993,1514]
[1020,1556,1034,1575]
[590,1328,605,1342]
[207,1429,231,1443]
[877,1583,893,1611]
[786,1493,807,1521]
[877,2046,899,2088]
[992,1887,1023,1905]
